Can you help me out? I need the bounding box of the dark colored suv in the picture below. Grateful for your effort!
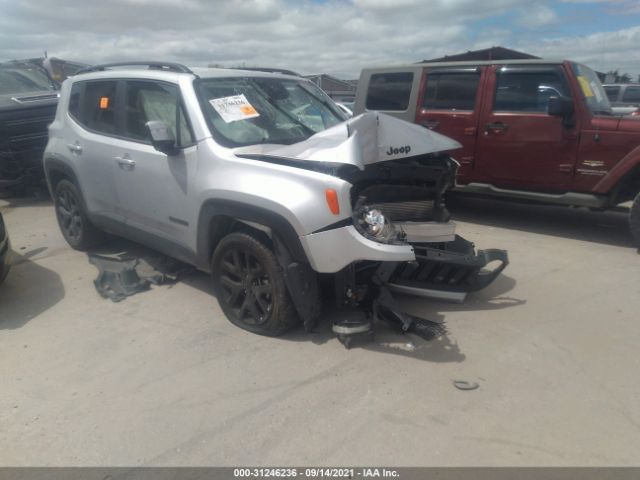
[0,60,59,193]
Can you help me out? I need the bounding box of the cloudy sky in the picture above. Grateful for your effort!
[1,0,639,79]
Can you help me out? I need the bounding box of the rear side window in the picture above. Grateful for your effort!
[494,68,570,113]
[68,82,81,120]
[123,80,193,147]
[622,86,640,103]
[366,72,414,111]
[82,81,118,134]
[423,72,479,110]
[604,86,620,102]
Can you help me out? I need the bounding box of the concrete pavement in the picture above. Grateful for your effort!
[1,196,639,466]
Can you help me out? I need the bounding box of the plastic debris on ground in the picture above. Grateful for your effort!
[88,252,194,302]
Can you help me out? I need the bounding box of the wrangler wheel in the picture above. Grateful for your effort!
[211,232,299,336]
[54,180,102,250]
[630,192,640,248]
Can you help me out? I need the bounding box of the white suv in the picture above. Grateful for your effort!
[44,62,507,343]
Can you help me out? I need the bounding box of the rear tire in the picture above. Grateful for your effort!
[54,179,102,250]
[630,192,640,248]
[211,232,299,336]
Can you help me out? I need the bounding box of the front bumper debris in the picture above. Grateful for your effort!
[331,234,509,348]
[387,235,509,303]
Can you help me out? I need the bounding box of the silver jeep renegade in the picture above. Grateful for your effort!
[44,62,507,345]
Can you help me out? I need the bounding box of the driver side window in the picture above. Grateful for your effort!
[123,80,194,147]
[494,67,570,113]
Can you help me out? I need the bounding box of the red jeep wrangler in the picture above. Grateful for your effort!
[354,60,640,246]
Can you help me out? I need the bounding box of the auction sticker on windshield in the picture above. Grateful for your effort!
[209,94,260,123]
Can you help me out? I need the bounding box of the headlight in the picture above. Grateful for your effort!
[354,205,397,243]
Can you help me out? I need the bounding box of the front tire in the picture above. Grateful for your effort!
[54,179,102,250]
[630,192,640,248]
[211,232,299,336]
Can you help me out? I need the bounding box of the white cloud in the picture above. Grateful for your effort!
[516,3,559,28]
[518,25,640,77]
[0,0,638,79]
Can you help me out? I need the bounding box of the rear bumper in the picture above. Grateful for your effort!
[387,235,509,302]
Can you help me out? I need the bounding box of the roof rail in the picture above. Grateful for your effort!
[75,61,194,75]
[230,67,301,77]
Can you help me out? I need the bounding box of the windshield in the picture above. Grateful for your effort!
[571,63,612,115]
[197,76,347,147]
[0,62,57,95]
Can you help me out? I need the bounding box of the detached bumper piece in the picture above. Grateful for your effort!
[387,235,509,303]
[331,235,508,348]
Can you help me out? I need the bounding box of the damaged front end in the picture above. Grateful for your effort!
[328,152,508,347]
[238,111,508,346]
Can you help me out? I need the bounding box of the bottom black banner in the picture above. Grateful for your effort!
[1,468,639,480]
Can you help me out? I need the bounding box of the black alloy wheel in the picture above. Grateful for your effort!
[57,185,83,243]
[211,232,299,336]
[54,179,101,250]
[219,246,274,326]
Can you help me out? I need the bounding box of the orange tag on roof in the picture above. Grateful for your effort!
[99,97,109,109]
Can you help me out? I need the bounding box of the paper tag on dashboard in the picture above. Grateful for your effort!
[209,94,260,123]
[577,76,594,97]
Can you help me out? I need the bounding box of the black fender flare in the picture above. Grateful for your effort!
[43,157,82,197]
[196,198,308,270]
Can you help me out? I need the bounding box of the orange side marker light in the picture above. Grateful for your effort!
[99,97,109,109]
[325,188,340,215]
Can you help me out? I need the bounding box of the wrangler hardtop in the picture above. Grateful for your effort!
[44,61,507,345]
[354,59,640,246]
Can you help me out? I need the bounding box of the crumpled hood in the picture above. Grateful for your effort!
[234,111,462,170]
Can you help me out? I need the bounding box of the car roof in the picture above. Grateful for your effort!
[69,66,304,83]
[362,59,568,71]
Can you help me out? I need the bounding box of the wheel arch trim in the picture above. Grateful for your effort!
[196,199,308,271]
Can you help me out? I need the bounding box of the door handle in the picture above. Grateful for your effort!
[115,156,136,170]
[67,143,83,154]
[485,122,509,134]
[421,119,440,130]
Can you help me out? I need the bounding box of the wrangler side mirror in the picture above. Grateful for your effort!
[146,120,179,156]
[548,96,575,128]
[548,96,574,117]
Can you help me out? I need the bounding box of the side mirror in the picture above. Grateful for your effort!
[146,120,179,156]
[548,96,574,117]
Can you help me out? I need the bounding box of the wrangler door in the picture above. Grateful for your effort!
[415,67,485,184]
[474,64,579,191]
